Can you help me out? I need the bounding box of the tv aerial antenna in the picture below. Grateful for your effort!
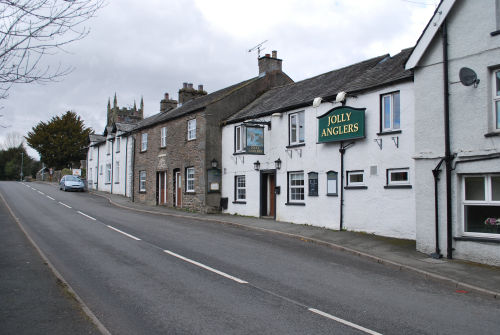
[248,40,268,59]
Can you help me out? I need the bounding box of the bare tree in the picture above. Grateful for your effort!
[0,0,104,99]
[1,130,24,149]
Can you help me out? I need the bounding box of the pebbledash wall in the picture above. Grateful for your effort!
[407,0,500,265]
[221,77,416,239]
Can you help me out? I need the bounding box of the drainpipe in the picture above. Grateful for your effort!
[131,136,136,202]
[431,158,445,259]
[111,140,114,194]
[442,19,454,259]
[96,145,100,190]
[125,136,128,197]
[339,141,354,231]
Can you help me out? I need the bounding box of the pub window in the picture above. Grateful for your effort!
[381,92,400,132]
[235,175,246,201]
[141,133,148,152]
[288,171,305,202]
[139,170,146,192]
[493,70,500,130]
[115,161,120,183]
[235,125,246,153]
[107,140,111,155]
[387,168,410,186]
[289,111,305,145]
[100,165,103,175]
[186,167,195,192]
[308,172,318,196]
[327,171,338,196]
[463,175,500,236]
[116,137,121,153]
[187,119,196,140]
[105,164,111,184]
[346,170,365,186]
[89,147,93,160]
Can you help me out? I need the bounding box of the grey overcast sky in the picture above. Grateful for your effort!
[0,0,438,159]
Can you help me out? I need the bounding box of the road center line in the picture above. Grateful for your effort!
[77,211,96,221]
[107,225,141,241]
[163,249,248,284]
[308,308,382,335]
[58,202,72,209]
[37,191,45,195]
[46,196,55,200]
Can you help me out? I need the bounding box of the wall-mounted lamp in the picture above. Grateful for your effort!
[254,160,260,171]
[211,158,218,168]
[335,91,347,103]
[271,112,282,118]
[274,158,282,170]
[312,97,322,108]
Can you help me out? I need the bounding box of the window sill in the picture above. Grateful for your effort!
[185,191,196,195]
[490,30,500,36]
[233,151,264,156]
[116,151,120,154]
[139,190,146,194]
[160,146,166,149]
[232,201,247,204]
[308,194,318,197]
[286,143,305,149]
[344,186,368,190]
[285,202,305,206]
[114,182,120,184]
[484,131,500,138]
[376,130,402,136]
[327,193,338,197]
[384,185,412,189]
[140,150,147,153]
[454,236,500,244]
[187,138,196,142]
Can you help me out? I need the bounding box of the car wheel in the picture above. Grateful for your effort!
[63,186,67,192]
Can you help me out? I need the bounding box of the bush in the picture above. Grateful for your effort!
[61,168,72,176]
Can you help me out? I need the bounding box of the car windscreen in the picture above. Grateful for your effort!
[66,176,81,182]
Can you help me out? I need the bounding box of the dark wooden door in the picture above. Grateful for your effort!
[269,174,275,217]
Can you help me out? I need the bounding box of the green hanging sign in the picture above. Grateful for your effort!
[317,106,365,143]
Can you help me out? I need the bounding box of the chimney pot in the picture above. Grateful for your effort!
[188,83,193,89]
[183,82,188,89]
[164,93,169,100]
[265,53,271,57]
[198,84,204,91]
[272,50,277,58]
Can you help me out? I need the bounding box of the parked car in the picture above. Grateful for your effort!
[59,175,85,192]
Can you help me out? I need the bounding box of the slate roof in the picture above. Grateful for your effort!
[132,77,260,132]
[226,48,413,124]
[89,134,105,144]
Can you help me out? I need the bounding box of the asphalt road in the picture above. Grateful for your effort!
[1,181,499,334]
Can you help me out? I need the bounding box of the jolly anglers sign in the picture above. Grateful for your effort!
[317,106,365,143]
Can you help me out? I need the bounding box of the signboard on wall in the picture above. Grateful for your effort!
[317,106,365,143]
[246,126,264,154]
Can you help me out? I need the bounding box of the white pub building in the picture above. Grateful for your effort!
[221,49,417,240]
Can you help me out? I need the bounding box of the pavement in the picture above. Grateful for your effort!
[88,188,500,300]
[0,190,101,335]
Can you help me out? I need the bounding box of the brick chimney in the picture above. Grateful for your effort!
[178,82,207,105]
[258,50,282,76]
[160,93,178,113]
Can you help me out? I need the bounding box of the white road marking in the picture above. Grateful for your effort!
[107,225,141,241]
[31,187,37,190]
[37,191,45,195]
[163,249,248,284]
[77,211,96,221]
[308,308,383,335]
[46,196,55,200]
[58,202,72,209]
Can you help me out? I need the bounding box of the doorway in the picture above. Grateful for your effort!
[260,170,276,218]
[157,171,167,205]
[173,169,182,207]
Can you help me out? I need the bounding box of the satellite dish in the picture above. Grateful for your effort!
[459,67,480,87]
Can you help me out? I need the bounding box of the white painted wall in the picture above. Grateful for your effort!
[412,0,500,265]
[222,81,416,239]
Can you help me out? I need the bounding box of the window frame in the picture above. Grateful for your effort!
[234,125,246,153]
[116,137,121,153]
[380,91,401,133]
[386,168,411,186]
[287,171,305,204]
[107,140,111,155]
[326,171,338,196]
[105,163,111,184]
[186,167,195,193]
[114,161,120,184]
[288,111,305,146]
[161,127,167,147]
[141,133,148,152]
[234,175,246,202]
[346,170,365,188]
[139,170,146,192]
[493,70,500,130]
[462,174,500,237]
[187,119,196,141]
